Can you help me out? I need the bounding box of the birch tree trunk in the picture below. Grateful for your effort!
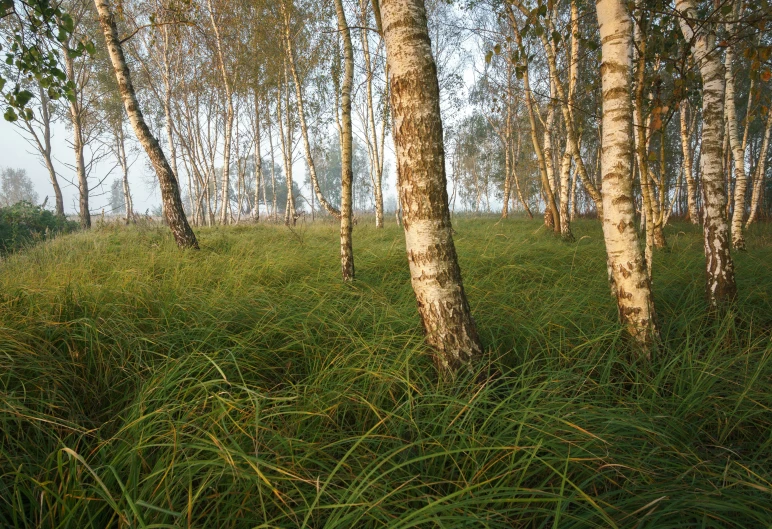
[542,80,559,230]
[282,3,341,219]
[509,0,603,217]
[378,0,482,375]
[23,85,65,217]
[504,5,564,231]
[596,0,658,347]
[95,0,198,249]
[724,4,748,250]
[277,72,296,225]
[359,0,385,228]
[746,107,772,226]
[208,0,235,225]
[253,89,263,221]
[117,125,134,224]
[680,100,700,224]
[677,0,737,306]
[266,108,278,221]
[63,48,90,229]
[161,27,178,222]
[556,0,580,241]
[335,0,355,281]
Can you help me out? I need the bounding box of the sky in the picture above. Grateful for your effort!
[0,118,162,216]
[0,114,401,219]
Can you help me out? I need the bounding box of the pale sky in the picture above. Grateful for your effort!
[0,118,162,216]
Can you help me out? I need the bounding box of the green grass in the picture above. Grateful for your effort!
[1,216,771,528]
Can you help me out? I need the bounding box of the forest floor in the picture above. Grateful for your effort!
[1,216,771,528]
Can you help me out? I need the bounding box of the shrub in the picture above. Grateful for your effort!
[0,201,78,255]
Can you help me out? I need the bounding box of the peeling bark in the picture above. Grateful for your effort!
[596,0,658,348]
[677,0,737,306]
[95,0,198,249]
[724,4,748,250]
[379,0,482,375]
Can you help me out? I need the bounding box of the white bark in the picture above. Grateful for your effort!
[747,107,772,226]
[677,0,737,306]
[379,0,482,375]
[680,100,700,224]
[335,0,355,281]
[95,0,198,248]
[596,0,658,347]
[724,4,748,249]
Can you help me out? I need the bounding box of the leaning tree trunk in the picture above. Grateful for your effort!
[282,5,341,219]
[334,0,355,281]
[95,0,198,249]
[596,0,658,348]
[677,0,737,306]
[378,0,482,376]
[505,5,560,232]
[509,0,604,217]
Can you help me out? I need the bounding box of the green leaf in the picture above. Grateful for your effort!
[15,90,34,107]
[60,14,74,33]
[4,107,18,122]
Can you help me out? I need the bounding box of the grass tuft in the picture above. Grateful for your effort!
[1,217,771,528]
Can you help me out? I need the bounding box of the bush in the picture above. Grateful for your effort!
[0,201,78,255]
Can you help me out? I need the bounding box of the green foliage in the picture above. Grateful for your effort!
[0,218,771,527]
[0,201,77,255]
[0,0,93,121]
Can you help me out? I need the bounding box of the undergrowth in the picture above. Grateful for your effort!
[1,217,770,528]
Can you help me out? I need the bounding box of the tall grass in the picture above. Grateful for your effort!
[1,217,771,528]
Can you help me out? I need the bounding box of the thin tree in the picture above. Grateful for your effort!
[94,0,198,249]
[334,0,355,281]
[676,0,737,306]
[16,84,66,216]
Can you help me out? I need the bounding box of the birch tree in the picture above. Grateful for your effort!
[94,0,198,248]
[723,1,749,250]
[377,0,483,375]
[281,0,341,219]
[15,84,66,216]
[676,0,737,306]
[596,0,658,347]
[334,0,355,281]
